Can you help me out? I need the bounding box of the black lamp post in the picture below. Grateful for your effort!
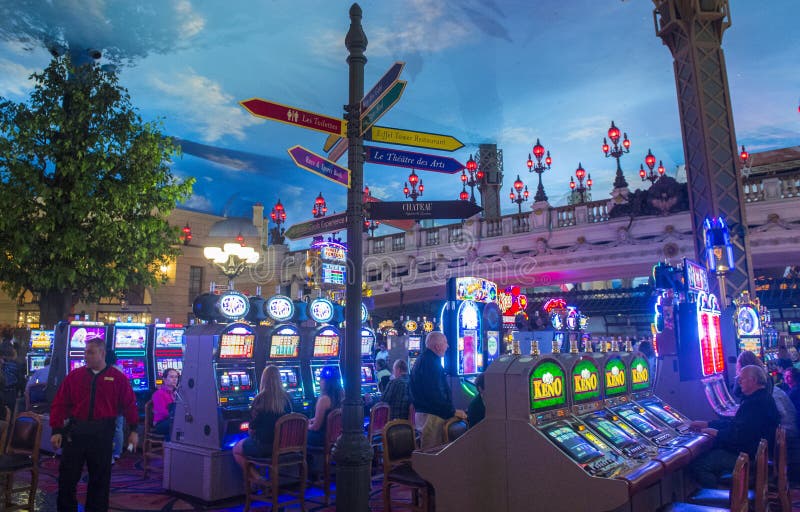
[312,192,328,218]
[602,120,631,189]
[509,175,529,214]
[527,138,551,202]
[569,163,593,203]
[638,148,665,184]
[403,169,423,202]
[460,154,484,204]
[270,199,286,244]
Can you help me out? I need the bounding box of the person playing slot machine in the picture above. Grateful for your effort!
[50,337,138,512]
[308,366,343,447]
[382,359,411,420]
[410,331,466,449]
[232,366,291,480]
[152,368,180,441]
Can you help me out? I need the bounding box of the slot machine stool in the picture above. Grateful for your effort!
[382,419,432,512]
[659,451,749,512]
[308,408,343,505]
[0,412,43,512]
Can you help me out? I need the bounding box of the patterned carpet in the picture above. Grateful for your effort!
[9,453,800,511]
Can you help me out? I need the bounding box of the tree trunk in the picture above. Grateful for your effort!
[39,289,74,329]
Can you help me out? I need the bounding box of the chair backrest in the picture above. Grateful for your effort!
[324,408,343,451]
[369,402,390,438]
[729,452,750,512]
[383,419,417,472]
[6,412,42,464]
[754,438,769,512]
[408,403,416,429]
[774,425,791,512]
[0,406,9,454]
[443,417,468,443]
[25,383,47,411]
[144,400,154,436]
[273,413,309,456]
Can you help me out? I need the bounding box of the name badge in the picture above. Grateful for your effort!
[104,377,115,381]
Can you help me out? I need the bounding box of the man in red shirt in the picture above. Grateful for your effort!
[50,337,139,512]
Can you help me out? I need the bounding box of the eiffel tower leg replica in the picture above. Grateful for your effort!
[651,0,755,419]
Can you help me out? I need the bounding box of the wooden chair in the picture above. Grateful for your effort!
[244,413,308,512]
[442,417,468,443]
[771,425,791,512]
[369,402,390,472]
[0,412,43,512]
[659,452,749,512]
[308,408,343,505]
[0,406,10,455]
[382,419,432,512]
[142,400,165,478]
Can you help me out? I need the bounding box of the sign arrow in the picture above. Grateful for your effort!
[322,134,339,152]
[365,200,483,221]
[360,80,406,135]
[327,137,348,163]
[364,125,464,152]
[361,61,405,113]
[284,212,349,240]
[287,145,351,188]
[364,145,464,174]
[240,98,345,136]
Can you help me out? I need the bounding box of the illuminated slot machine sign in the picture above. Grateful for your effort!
[629,355,651,394]
[571,358,601,405]
[28,329,54,372]
[452,276,497,376]
[361,327,376,358]
[681,259,725,378]
[215,326,257,407]
[735,298,762,354]
[604,356,627,399]
[113,323,150,392]
[270,327,301,359]
[68,323,106,372]
[316,240,347,287]
[219,328,255,360]
[153,325,185,385]
[530,360,567,413]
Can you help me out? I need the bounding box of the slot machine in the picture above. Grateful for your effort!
[264,295,308,414]
[441,276,497,409]
[27,328,54,375]
[733,291,763,357]
[482,301,503,368]
[47,320,107,402]
[360,325,379,397]
[150,323,185,388]
[111,322,151,404]
[166,289,258,502]
[302,297,342,401]
[407,333,423,370]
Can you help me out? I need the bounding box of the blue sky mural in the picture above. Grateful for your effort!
[1,0,798,243]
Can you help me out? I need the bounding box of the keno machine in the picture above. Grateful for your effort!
[166,290,259,502]
[264,294,308,413]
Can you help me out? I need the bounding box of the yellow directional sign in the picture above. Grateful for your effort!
[323,134,340,152]
[364,125,464,152]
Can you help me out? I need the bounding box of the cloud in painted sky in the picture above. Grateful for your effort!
[0,57,36,97]
[149,70,261,143]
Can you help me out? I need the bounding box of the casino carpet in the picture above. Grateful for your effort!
[8,453,800,511]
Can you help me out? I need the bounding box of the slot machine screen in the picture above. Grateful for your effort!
[408,335,422,351]
[311,365,342,395]
[69,359,86,371]
[617,407,661,437]
[361,331,374,357]
[630,356,650,392]
[117,358,149,392]
[219,333,255,359]
[545,425,603,464]
[270,333,300,358]
[586,416,635,448]
[215,368,257,406]
[156,358,183,377]
[361,364,376,383]
[642,402,683,428]
[68,326,105,349]
[155,328,184,349]
[604,357,627,397]
[571,358,601,403]
[530,361,567,411]
[314,334,340,358]
[30,329,54,350]
[29,355,47,372]
[279,368,300,390]
[113,327,147,349]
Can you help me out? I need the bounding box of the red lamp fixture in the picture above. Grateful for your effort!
[270,199,286,225]
[459,184,469,201]
[461,154,484,204]
[312,192,328,218]
[639,149,664,185]
[602,120,631,189]
[404,169,423,202]
[527,138,552,202]
[739,145,753,178]
[181,222,192,245]
[569,162,592,203]
[510,174,529,214]
[236,231,245,246]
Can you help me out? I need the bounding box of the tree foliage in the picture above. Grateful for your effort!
[0,55,194,325]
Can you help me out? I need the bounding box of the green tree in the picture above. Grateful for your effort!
[0,55,194,327]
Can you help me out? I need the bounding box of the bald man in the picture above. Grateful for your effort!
[689,365,780,487]
[409,331,466,448]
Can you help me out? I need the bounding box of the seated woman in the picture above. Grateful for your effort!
[152,368,180,441]
[233,365,292,477]
[308,366,343,447]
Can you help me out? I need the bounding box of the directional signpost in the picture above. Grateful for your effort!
[361,61,405,112]
[364,145,464,174]
[365,200,482,221]
[327,137,348,163]
[240,98,345,136]
[364,125,464,152]
[287,145,351,188]
[284,212,348,240]
[360,80,406,135]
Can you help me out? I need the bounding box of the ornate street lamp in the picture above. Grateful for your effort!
[458,183,469,201]
[527,138,552,202]
[363,218,380,237]
[460,154,484,204]
[602,120,631,189]
[312,192,328,218]
[270,199,287,244]
[181,223,192,246]
[569,163,593,204]
[509,175,529,214]
[739,145,753,178]
[404,169,423,202]
[203,242,259,290]
[638,148,665,184]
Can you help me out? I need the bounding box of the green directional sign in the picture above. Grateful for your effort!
[360,80,406,135]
